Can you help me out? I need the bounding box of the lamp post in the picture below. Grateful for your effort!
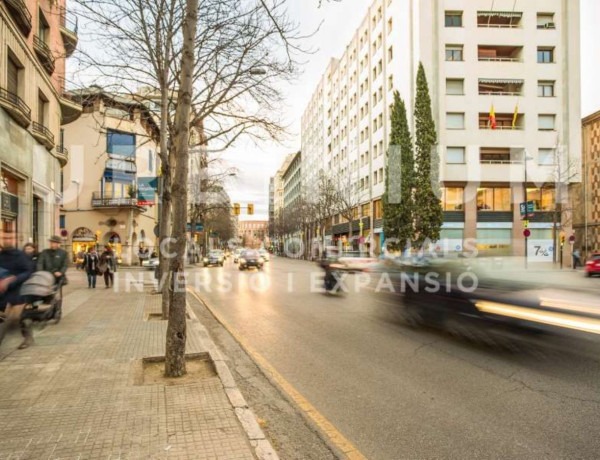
[523,152,533,269]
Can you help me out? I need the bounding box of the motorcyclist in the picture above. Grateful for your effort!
[319,247,340,293]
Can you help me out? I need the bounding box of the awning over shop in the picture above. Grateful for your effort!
[477,11,522,18]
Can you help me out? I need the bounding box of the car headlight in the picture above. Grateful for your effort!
[240,258,246,264]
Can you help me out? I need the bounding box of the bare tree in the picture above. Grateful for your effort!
[330,170,367,246]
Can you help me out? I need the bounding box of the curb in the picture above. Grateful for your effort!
[187,290,366,460]
[185,297,279,460]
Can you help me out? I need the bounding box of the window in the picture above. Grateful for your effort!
[38,91,48,126]
[537,13,555,29]
[107,130,136,156]
[446,147,465,164]
[38,8,50,42]
[538,80,555,97]
[477,187,511,211]
[446,79,464,95]
[537,47,554,63]
[441,187,464,210]
[446,113,465,130]
[445,45,463,61]
[379,168,383,183]
[374,170,378,184]
[538,148,555,165]
[7,54,21,96]
[445,11,462,27]
[538,114,556,131]
[387,18,393,34]
[148,150,154,172]
[374,199,383,219]
[388,75,394,91]
[388,46,393,62]
[59,215,66,229]
[527,187,556,211]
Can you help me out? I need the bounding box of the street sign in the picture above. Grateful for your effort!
[186,223,204,232]
[137,177,158,206]
[523,220,529,228]
[523,229,531,238]
[569,235,575,244]
[520,201,535,218]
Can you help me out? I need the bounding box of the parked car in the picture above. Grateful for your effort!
[203,250,225,267]
[585,253,600,277]
[142,256,159,270]
[238,250,264,270]
[259,248,270,262]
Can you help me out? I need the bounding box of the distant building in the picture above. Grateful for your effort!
[268,176,275,236]
[282,151,301,210]
[238,220,268,249]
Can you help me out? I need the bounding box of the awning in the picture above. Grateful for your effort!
[479,78,523,85]
[103,169,135,183]
[478,11,523,18]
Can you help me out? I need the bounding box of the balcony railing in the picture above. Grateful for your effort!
[0,87,31,127]
[31,121,55,149]
[58,6,78,57]
[55,145,69,166]
[91,193,140,208]
[480,159,523,165]
[33,36,55,74]
[4,0,32,36]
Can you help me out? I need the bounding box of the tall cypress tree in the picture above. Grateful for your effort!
[413,63,443,248]
[383,91,414,252]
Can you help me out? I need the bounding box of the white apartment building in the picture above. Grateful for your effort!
[300,0,581,259]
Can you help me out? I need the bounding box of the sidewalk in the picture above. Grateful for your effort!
[0,270,272,460]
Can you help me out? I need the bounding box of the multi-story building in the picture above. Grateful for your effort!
[238,220,268,249]
[573,110,600,259]
[300,0,581,259]
[61,86,160,265]
[268,176,275,236]
[0,0,80,248]
[282,151,301,210]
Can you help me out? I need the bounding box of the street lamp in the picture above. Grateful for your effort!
[523,152,533,269]
[71,179,80,210]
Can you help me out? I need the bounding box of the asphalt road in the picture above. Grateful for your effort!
[190,256,600,460]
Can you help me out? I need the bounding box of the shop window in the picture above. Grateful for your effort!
[527,187,555,211]
[477,187,511,211]
[442,187,464,210]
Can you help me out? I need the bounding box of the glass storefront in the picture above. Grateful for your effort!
[476,228,512,254]
[442,187,464,210]
[477,187,511,211]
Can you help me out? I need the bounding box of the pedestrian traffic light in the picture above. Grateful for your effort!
[233,203,240,215]
[248,203,254,215]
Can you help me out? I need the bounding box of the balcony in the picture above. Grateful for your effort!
[59,7,78,57]
[0,87,31,127]
[57,78,83,124]
[478,45,522,62]
[4,0,32,36]
[480,148,523,165]
[33,36,55,75]
[55,145,68,167]
[479,113,524,130]
[92,192,142,208]
[31,121,55,150]
[477,11,522,28]
[478,79,523,96]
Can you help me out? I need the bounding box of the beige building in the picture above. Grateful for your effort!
[61,87,159,265]
[0,0,80,248]
[300,0,581,259]
[238,220,268,249]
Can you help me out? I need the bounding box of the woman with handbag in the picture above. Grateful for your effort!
[84,247,100,289]
[99,246,116,288]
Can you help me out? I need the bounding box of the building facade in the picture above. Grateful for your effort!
[238,220,268,249]
[573,110,600,259]
[0,0,80,248]
[300,0,581,259]
[61,87,159,265]
[282,151,301,210]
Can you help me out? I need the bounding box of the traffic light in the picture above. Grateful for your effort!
[233,203,240,215]
[248,203,254,215]
[560,235,566,246]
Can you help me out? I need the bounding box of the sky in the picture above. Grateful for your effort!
[225,0,600,221]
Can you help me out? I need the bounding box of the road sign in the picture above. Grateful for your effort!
[186,223,204,232]
[523,229,531,238]
[520,201,535,218]
[569,235,575,244]
[523,220,529,228]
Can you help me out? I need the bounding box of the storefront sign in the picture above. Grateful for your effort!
[527,239,554,261]
[137,177,158,206]
[1,192,18,219]
[72,227,95,242]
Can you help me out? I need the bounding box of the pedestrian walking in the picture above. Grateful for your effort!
[84,247,100,288]
[138,245,149,266]
[37,236,68,285]
[0,231,34,349]
[99,246,117,288]
[23,243,38,273]
[573,248,582,269]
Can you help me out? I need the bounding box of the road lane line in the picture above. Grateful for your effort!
[188,288,369,460]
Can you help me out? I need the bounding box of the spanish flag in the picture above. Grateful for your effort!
[511,102,519,130]
[488,104,497,130]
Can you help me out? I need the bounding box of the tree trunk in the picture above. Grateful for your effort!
[164,0,198,378]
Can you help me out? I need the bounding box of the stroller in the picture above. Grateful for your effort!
[20,271,63,324]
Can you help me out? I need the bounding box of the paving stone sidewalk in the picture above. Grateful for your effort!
[0,270,256,460]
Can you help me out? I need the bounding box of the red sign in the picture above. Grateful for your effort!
[137,200,154,206]
[523,229,531,238]
[569,235,575,243]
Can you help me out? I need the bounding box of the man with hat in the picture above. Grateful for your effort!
[37,235,68,284]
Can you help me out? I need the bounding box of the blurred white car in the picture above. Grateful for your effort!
[258,248,270,262]
[142,257,159,270]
